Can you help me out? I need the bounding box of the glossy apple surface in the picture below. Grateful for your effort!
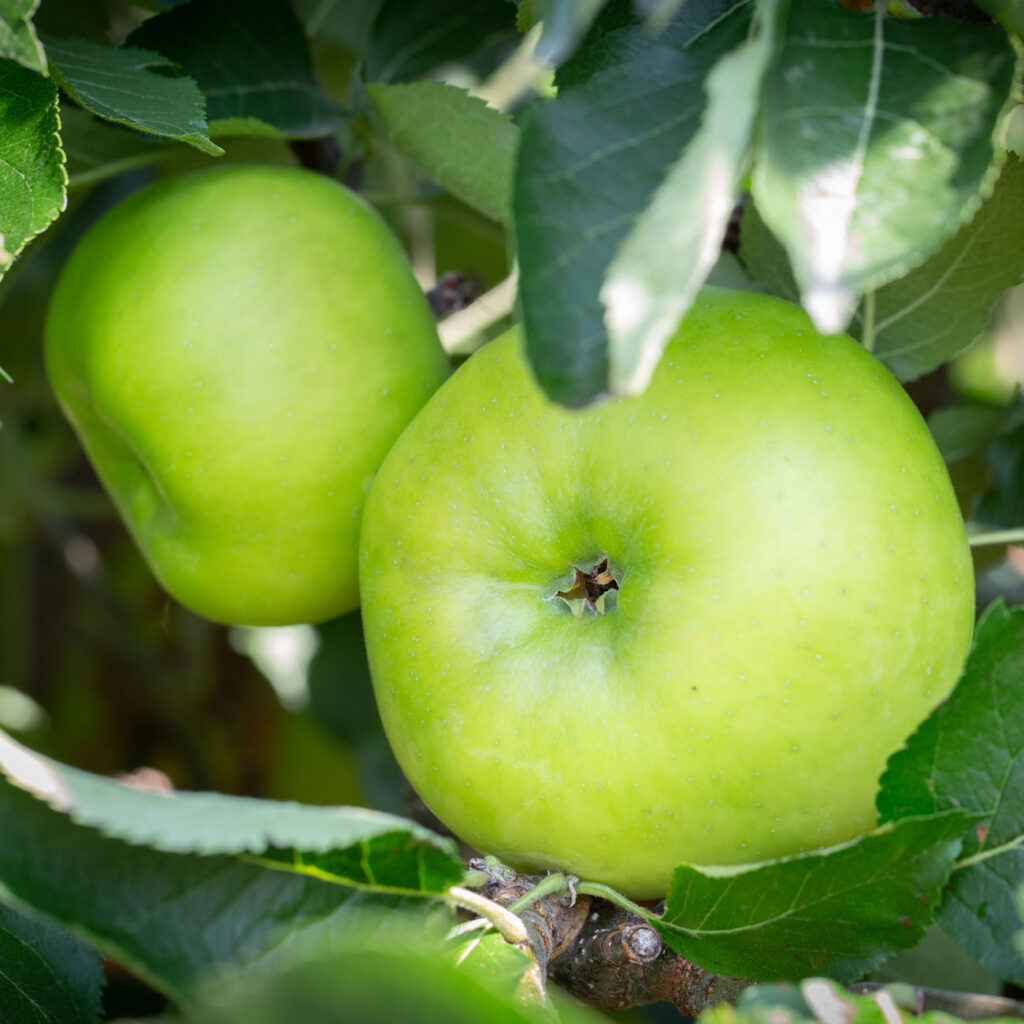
[46,165,448,626]
[359,288,974,898]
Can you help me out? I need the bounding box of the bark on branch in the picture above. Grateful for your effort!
[467,860,1024,1020]
[469,858,748,1015]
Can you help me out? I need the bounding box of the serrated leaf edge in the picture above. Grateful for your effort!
[0,77,67,276]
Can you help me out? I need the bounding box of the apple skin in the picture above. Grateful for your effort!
[359,287,975,898]
[46,165,448,626]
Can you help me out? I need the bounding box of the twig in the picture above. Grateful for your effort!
[465,861,1024,1019]
[968,527,1024,548]
[850,983,1024,1020]
[467,859,748,1015]
[437,271,518,355]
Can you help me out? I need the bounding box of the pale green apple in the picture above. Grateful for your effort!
[359,287,974,898]
[46,165,448,626]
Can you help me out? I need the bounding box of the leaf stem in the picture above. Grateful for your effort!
[862,291,877,352]
[437,269,518,355]
[574,881,653,919]
[953,831,1024,871]
[68,152,168,191]
[507,872,571,913]
[446,886,530,945]
[967,527,1024,547]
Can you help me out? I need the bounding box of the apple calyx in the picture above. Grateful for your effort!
[552,557,619,618]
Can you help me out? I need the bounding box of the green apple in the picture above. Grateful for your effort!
[359,287,974,898]
[46,165,448,626]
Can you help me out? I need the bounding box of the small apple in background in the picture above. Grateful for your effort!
[46,165,449,626]
[359,287,975,899]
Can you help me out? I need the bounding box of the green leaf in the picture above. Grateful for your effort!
[513,0,751,406]
[706,250,757,291]
[533,0,612,64]
[878,600,1024,984]
[60,104,170,188]
[128,0,346,140]
[857,154,1024,381]
[449,930,540,1002]
[752,0,1016,335]
[30,0,108,43]
[43,35,222,155]
[294,0,381,52]
[927,403,1012,465]
[975,419,1024,528]
[974,0,1024,37]
[0,0,45,72]
[0,900,105,1024]
[192,910,606,1024]
[307,612,402,815]
[0,730,459,883]
[738,196,799,302]
[553,4,648,90]
[655,811,973,982]
[368,81,517,224]
[0,731,463,1001]
[743,154,1024,384]
[366,0,517,84]
[601,0,780,396]
[0,59,65,277]
[868,923,1003,995]
[0,740,460,1004]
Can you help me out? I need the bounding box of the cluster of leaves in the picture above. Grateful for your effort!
[3,0,1024,1019]
[5,0,1024,398]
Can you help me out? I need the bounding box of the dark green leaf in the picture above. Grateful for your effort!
[975,419,1024,529]
[308,613,403,815]
[0,730,460,883]
[0,756,455,1003]
[857,155,1024,381]
[927,404,1013,465]
[513,0,750,406]
[601,0,781,395]
[0,59,65,277]
[868,923,1002,995]
[368,81,517,223]
[308,613,378,747]
[973,0,1024,36]
[0,900,104,1024]
[366,0,517,84]
[753,0,1015,335]
[129,0,346,139]
[553,2,646,90]
[878,600,1024,984]
[656,812,973,982]
[744,155,1024,384]
[706,251,757,292]
[295,0,382,52]
[0,0,45,72]
[738,195,799,302]
[30,0,107,42]
[60,104,170,188]
[44,35,221,154]
[533,0,612,64]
